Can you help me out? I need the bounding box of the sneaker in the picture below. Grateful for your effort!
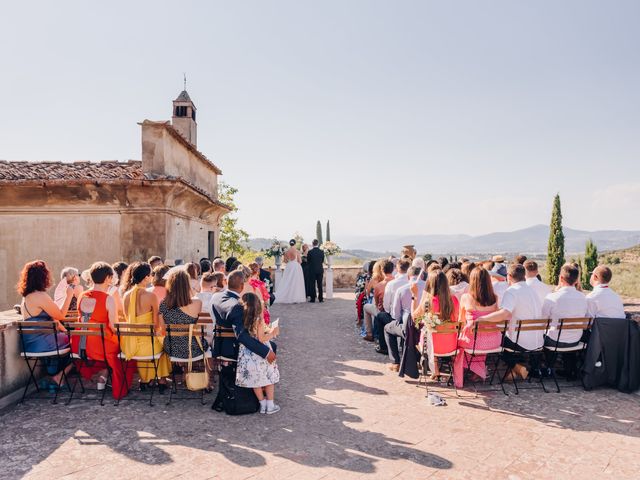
[260,403,267,414]
[266,404,281,415]
[97,375,107,391]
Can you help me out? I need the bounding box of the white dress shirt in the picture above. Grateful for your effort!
[492,280,508,306]
[526,277,553,304]
[383,275,409,314]
[587,285,625,319]
[542,286,589,344]
[501,281,543,350]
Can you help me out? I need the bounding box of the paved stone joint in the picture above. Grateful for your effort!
[1,293,639,479]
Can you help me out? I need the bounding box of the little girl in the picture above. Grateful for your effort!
[236,293,281,414]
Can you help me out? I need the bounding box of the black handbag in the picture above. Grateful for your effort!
[212,363,259,415]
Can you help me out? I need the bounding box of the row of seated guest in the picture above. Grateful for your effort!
[356,253,626,388]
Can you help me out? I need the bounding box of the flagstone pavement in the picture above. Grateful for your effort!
[1,292,640,479]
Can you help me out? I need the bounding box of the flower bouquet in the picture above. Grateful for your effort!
[320,241,341,256]
[415,312,446,331]
[264,240,286,259]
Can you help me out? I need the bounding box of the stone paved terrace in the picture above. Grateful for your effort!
[1,293,640,479]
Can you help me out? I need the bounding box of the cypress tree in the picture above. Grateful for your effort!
[582,239,598,290]
[316,220,323,246]
[546,194,565,285]
[326,220,331,242]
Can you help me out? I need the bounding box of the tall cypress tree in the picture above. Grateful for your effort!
[582,239,598,290]
[316,220,323,245]
[326,220,331,242]
[546,194,565,285]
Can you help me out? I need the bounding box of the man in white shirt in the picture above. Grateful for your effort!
[541,263,590,379]
[490,272,509,306]
[478,264,542,379]
[587,266,626,319]
[374,259,411,358]
[524,260,553,303]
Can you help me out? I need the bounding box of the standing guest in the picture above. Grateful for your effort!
[541,263,590,379]
[161,270,208,361]
[301,243,313,300]
[148,264,170,303]
[374,259,410,353]
[148,256,163,269]
[446,268,469,302]
[121,262,170,391]
[186,262,201,293]
[54,267,83,310]
[307,239,325,303]
[17,260,78,389]
[247,262,272,324]
[212,258,226,274]
[524,260,552,303]
[236,293,281,414]
[225,257,238,274]
[255,256,274,305]
[454,267,501,388]
[199,258,212,275]
[73,262,133,400]
[515,254,527,265]
[587,266,625,318]
[476,264,542,380]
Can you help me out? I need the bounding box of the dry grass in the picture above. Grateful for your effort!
[609,262,640,299]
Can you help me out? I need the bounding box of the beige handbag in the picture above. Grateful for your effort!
[185,324,210,391]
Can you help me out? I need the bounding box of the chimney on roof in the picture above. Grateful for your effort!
[172,89,197,147]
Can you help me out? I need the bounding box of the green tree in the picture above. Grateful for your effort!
[546,194,565,285]
[316,220,323,245]
[326,220,331,242]
[582,239,598,290]
[219,182,249,257]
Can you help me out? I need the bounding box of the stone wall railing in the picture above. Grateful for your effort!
[267,265,360,291]
[0,310,31,410]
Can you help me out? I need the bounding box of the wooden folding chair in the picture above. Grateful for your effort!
[544,317,592,393]
[501,319,550,394]
[65,322,112,405]
[16,320,71,404]
[115,322,164,406]
[165,324,211,405]
[421,323,460,397]
[464,320,508,395]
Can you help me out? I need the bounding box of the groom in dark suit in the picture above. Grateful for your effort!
[307,239,325,303]
[211,270,277,362]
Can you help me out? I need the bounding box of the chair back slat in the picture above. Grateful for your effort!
[431,323,459,356]
[16,320,58,335]
[165,325,207,337]
[214,326,236,338]
[66,322,105,337]
[516,319,550,332]
[558,317,591,330]
[475,319,507,334]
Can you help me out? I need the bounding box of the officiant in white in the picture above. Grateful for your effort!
[273,239,307,304]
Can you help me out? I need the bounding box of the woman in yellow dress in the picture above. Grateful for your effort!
[121,262,171,391]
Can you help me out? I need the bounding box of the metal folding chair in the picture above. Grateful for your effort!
[544,317,592,392]
[165,324,211,405]
[501,319,550,394]
[463,320,508,395]
[421,322,460,397]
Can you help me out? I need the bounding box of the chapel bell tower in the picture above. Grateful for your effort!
[172,89,197,147]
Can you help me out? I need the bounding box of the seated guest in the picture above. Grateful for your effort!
[18,260,78,388]
[515,254,527,265]
[454,267,501,388]
[111,261,129,295]
[161,270,207,361]
[148,264,170,303]
[121,262,170,391]
[225,257,238,274]
[247,262,272,324]
[411,270,459,377]
[362,260,386,342]
[542,263,590,379]
[196,273,221,314]
[437,257,449,270]
[446,268,469,302]
[374,259,411,354]
[186,262,201,293]
[73,262,133,400]
[488,266,508,306]
[491,255,507,277]
[54,267,83,311]
[213,258,226,274]
[461,261,476,282]
[524,260,552,303]
[587,265,625,319]
[148,256,163,269]
[355,262,371,327]
[81,269,93,288]
[476,264,542,379]
[383,266,422,371]
[199,258,212,275]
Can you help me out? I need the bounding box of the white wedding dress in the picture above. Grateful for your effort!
[274,251,307,304]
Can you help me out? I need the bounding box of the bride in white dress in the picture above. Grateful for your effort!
[274,240,307,304]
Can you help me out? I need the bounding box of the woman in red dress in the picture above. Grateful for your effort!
[72,262,133,400]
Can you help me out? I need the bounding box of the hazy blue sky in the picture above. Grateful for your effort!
[1,1,638,243]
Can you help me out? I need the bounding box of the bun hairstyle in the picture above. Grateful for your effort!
[289,239,296,247]
[123,262,152,292]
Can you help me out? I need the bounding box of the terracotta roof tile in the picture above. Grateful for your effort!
[0,160,145,181]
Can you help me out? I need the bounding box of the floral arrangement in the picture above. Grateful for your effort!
[416,312,446,331]
[320,240,341,256]
[264,240,287,258]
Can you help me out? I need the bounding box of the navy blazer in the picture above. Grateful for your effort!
[211,290,270,360]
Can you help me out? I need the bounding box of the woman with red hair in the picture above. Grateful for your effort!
[17,260,81,388]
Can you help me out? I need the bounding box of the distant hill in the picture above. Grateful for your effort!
[338,225,640,256]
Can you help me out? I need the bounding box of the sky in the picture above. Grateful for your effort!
[1,1,639,244]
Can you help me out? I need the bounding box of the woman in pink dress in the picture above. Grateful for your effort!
[454,266,501,388]
[247,262,271,325]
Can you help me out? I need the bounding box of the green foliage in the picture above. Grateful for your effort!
[603,255,621,265]
[294,233,304,249]
[581,239,598,290]
[219,182,249,257]
[546,194,565,285]
[316,220,323,246]
[326,220,331,242]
